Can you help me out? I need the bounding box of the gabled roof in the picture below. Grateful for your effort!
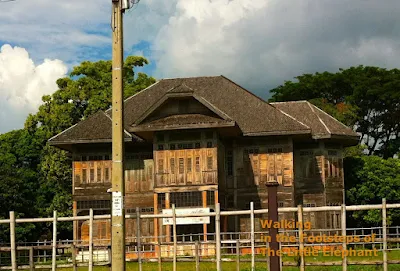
[108,76,310,136]
[48,111,136,145]
[270,101,359,139]
[132,87,233,126]
[49,76,359,146]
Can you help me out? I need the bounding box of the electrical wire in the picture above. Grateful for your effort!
[0,0,16,2]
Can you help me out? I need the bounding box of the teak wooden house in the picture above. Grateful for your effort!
[49,76,359,243]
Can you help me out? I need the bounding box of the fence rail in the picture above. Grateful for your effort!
[1,198,400,271]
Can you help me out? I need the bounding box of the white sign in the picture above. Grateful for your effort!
[162,208,210,225]
[112,192,123,217]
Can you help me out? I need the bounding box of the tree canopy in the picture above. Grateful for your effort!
[269,66,400,158]
[0,56,155,241]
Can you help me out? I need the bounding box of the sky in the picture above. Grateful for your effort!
[1,0,400,133]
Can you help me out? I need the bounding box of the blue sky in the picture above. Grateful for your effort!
[1,0,400,133]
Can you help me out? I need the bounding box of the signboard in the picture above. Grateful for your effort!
[162,208,210,225]
[112,191,123,217]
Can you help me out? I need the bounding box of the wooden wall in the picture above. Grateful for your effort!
[153,130,218,189]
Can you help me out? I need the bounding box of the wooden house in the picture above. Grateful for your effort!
[49,76,359,244]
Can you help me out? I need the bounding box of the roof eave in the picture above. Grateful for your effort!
[243,129,311,136]
[48,137,134,146]
[129,121,236,132]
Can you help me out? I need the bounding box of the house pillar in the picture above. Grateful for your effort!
[165,192,170,242]
[202,191,207,241]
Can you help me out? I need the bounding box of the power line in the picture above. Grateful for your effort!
[0,0,16,2]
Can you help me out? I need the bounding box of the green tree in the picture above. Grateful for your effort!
[269,66,400,158]
[0,55,155,241]
[25,56,155,228]
[345,155,400,227]
[0,130,41,242]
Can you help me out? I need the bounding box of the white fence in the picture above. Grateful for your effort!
[1,198,400,271]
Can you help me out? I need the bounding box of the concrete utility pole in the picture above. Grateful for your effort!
[111,0,125,270]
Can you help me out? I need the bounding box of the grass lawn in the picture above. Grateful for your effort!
[53,250,400,271]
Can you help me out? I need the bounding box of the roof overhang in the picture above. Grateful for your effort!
[129,120,236,132]
[243,129,311,137]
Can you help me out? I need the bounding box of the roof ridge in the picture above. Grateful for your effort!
[309,102,357,131]
[220,76,310,130]
[220,75,267,103]
[306,101,331,134]
[270,104,310,129]
[269,100,308,104]
[161,75,222,80]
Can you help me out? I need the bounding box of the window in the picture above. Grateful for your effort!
[226,150,233,176]
[157,194,166,209]
[158,144,164,150]
[207,142,213,148]
[207,191,215,206]
[126,207,154,214]
[179,158,184,174]
[187,158,192,172]
[77,200,111,210]
[195,157,200,172]
[304,203,316,207]
[170,192,202,207]
[82,169,87,183]
[75,174,81,184]
[97,168,102,182]
[207,156,213,170]
[104,168,110,182]
[158,159,164,173]
[170,144,176,150]
[90,169,95,182]
[170,158,175,174]
[278,202,284,208]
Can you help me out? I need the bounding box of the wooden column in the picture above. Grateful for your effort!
[73,201,77,243]
[202,191,207,241]
[154,193,158,244]
[166,193,170,242]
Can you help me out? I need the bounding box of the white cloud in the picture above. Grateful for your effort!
[0,44,67,132]
[126,0,400,96]
[0,0,110,62]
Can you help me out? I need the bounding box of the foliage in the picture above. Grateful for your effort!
[269,66,400,158]
[345,155,400,227]
[0,56,155,241]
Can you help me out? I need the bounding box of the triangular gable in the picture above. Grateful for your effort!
[132,87,233,127]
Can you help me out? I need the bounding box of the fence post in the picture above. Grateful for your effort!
[89,208,94,271]
[341,204,347,271]
[52,210,57,271]
[9,211,17,271]
[158,218,162,271]
[195,241,200,271]
[136,207,142,271]
[236,240,240,271]
[71,244,77,271]
[216,203,221,271]
[172,204,177,271]
[29,246,34,271]
[297,205,305,271]
[250,202,255,271]
[382,198,388,271]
